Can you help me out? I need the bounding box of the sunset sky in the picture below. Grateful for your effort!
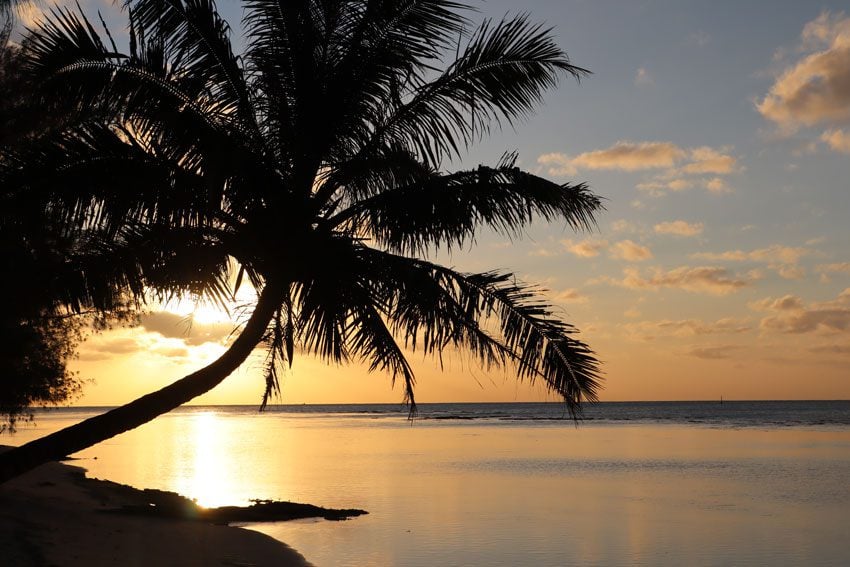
[16,0,850,405]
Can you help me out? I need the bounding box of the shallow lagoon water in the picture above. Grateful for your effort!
[9,402,850,566]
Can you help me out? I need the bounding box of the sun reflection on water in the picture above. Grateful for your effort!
[172,411,237,508]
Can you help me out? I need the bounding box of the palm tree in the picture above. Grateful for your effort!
[0,0,602,483]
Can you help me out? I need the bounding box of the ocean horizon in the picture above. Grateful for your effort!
[34,399,850,427]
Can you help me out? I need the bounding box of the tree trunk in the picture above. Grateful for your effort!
[0,281,282,484]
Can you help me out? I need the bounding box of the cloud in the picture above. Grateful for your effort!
[749,294,806,312]
[624,317,752,341]
[609,240,653,262]
[680,147,738,174]
[817,262,850,275]
[685,345,743,360]
[704,177,733,194]
[562,238,608,258]
[538,141,685,176]
[572,141,685,172]
[692,245,810,280]
[688,31,712,47]
[636,180,683,195]
[809,344,850,355]
[776,265,806,280]
[539,142,739,197]
[529,247,559,257]
[140,311,235,346]
[611,219,639,233]
[77,336,142,361]
[600,266,751,295]
[77,329,192,361]
[821,129,850,153]
[654,220,704,237]
[755,288,850,334]
[635,67,654,86]
[667,178,694,191]
[691,245,808,265]
[551,288,589,304]
[537,153,579,176]
[756,12,850,132]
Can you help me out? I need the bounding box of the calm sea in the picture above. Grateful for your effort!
[8,401,850,566]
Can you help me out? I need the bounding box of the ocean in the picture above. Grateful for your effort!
[7,401,850,566]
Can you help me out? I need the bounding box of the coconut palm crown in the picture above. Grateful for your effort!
[0,0,602,481]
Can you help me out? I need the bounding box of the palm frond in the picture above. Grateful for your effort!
[365,13,588,165]
[24,4,250,157]
[315,0,469,162]
[346,299,417,408]
[329,153,603,255]
[1,121,226,238]
[126,0,255,128]
[358,248,601,417]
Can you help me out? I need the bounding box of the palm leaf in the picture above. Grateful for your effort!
[358,248,601,416]
[329,153,603,255]
[364,13,588,164]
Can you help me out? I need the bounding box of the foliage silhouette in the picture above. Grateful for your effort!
[0,26,92,431]
[0,0,603,482]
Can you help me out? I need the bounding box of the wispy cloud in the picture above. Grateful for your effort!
[685,344,744,360]
[821,129,850,153]
[679,146,738,175]
[543,238,653,262]
[749,294,806,312]
[77,328,193,362]
[561,238,608,258]
[809,344,850,355]
[551,288,589,304]
[635,67,654,86]
[540,141,739,197]
[611,219,641,234]
[817,262,850,278]
[703,177,732,194]
[623,317,752,341]
[140,311,235,346]
[753,289,850,334]
[654,220,704,237]
[597,266,753,295]
[538,141,685,176]
[691,245,810,280]
[688,30,712,47]
[691,245,809,265]
[609,240,653,262]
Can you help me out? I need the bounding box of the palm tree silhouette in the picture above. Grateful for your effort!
[0,0,603,482]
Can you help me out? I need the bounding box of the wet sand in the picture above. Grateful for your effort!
[0,452,311,567]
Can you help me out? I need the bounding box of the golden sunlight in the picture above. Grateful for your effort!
[163,300,234,325]
[171,412,238,508]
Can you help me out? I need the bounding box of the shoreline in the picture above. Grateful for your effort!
[0,451,314,566]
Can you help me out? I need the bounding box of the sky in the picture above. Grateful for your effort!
[14,0,850,405]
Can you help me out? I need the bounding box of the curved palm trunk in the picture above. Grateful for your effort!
[0,282,282,485]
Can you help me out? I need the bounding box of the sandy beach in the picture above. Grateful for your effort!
[0,451,311,567]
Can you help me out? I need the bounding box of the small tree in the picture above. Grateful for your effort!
[0,25,88,431]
